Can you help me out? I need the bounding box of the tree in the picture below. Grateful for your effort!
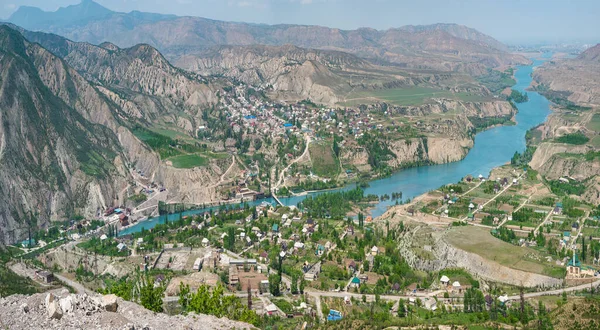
[225,227,235,250]
[178,282,191,311]
[291,274,299,294]
[398,298,406,317]
[137,273,165,313]
[582,236,587,262]
[269,274,281,296]
[299,278,306,294]
[247,281,252,310]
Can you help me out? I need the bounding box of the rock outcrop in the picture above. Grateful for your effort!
[0,290,254,330]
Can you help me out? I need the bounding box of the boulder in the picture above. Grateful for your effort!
[47,301,63,320]
[44,293,56,307]
[59,296,73,314]
[101,294,118,312]
[20,303,29,313]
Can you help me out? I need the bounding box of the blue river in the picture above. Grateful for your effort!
[120,55,551,236]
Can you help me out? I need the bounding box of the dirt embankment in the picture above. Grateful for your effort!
[391,222,562,288]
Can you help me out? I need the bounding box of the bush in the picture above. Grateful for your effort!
[556,132,589,145]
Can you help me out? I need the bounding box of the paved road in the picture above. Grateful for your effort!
[508,279,600,300]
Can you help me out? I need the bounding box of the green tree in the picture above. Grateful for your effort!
[398,298,406,317]
[291,274,299,294]
[269,274,281,296]
[137,274,165,312]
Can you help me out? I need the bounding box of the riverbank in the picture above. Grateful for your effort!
[120,57,551,235]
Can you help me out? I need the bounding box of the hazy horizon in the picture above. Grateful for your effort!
[2,0,599,45]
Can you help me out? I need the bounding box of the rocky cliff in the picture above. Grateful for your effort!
[0,25,131,244]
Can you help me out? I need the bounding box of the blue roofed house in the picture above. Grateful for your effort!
[21,238,36,248]
[272,223,279,233]
[283,123,293,128]
[315,244,325,256]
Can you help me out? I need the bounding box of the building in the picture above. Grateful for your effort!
[567,253,581,277]
[35,270,54,283]
[440,275,450,286]
[350,277,361,288]
[371,246,379,256]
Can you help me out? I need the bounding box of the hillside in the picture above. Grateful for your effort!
[0,25,129,244]
[0,24,234,246]
[7,1,528,74]
[577,44,600,62]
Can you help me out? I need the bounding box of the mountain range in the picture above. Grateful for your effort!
[6,0,527,75]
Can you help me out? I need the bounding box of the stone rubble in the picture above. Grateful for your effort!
[0,290,254,330]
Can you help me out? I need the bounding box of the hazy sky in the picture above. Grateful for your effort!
[2,0,599,44]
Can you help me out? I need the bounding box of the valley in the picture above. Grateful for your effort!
[0,1,599,329]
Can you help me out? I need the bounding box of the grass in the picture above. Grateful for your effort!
[586,113,600,132]
[590,136,600,148]
[309,143,339,178]
[341,87,489,106]
[446,226,564,278]
[168,154,209,169]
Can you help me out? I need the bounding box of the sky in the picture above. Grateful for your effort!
[1,0,599,44]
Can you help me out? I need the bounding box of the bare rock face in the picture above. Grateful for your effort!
[47,301,63,320]
[101,294,118,312]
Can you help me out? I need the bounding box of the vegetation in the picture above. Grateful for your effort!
[309,142,340,178]
[128,193,147,203]
[476,68,515,94]
[299,187,366,219]
[168,154,209,168]
[508,89,529,103]
[555,132,590,145]
[468,115,513,133]
[99,271,166,312]
[511,146,536,167]
[547,179,586,196]
[178,283,259,326]
[357,133,396,174]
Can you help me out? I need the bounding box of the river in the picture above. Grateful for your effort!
[119,56,551,236]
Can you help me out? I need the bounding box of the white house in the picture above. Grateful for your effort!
[371,246,379,256]
[440,275,450,285]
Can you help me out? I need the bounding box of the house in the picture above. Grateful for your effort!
[304,262,321,281]
[35,270,54,283]
[315,244,325,256]
[347,260,357,273]
[100,234,108,241]
[371,246,379,256]
[440,275,450,286]
[452,281,462,293]
[553,206,562,215]
[306,218,314,227]
[365,216,373,223]
[272,224,279,233]
[294,242,305,250]
[424,298,437,311]
[202,237,210,247]
[117,243,127,252]
[346,226,354,235]
[21,238,36,248]
[259,251,269,263]
[572,222,580,231]
[350,277,361,288]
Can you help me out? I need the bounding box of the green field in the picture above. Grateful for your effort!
[586,113,600,132]
[341,87,489,106]
[168,154,209,168]
[309,143,339,178]
[591,136,600,148]
[446,226,565,278]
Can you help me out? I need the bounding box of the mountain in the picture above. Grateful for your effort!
[0,24,229,245]
[397,23,509,52]
[577,44,600,62]
[0,25,129,244]
[174,44,430,104]
[7,1,527,73]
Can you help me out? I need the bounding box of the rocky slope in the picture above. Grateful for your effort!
[175,44,426,105]
[387,221,562,288]
[533,45,600,107]
[7,1,528,74]
[0,25,131,244]
[0,25,227,245]
[0,290,253,330]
